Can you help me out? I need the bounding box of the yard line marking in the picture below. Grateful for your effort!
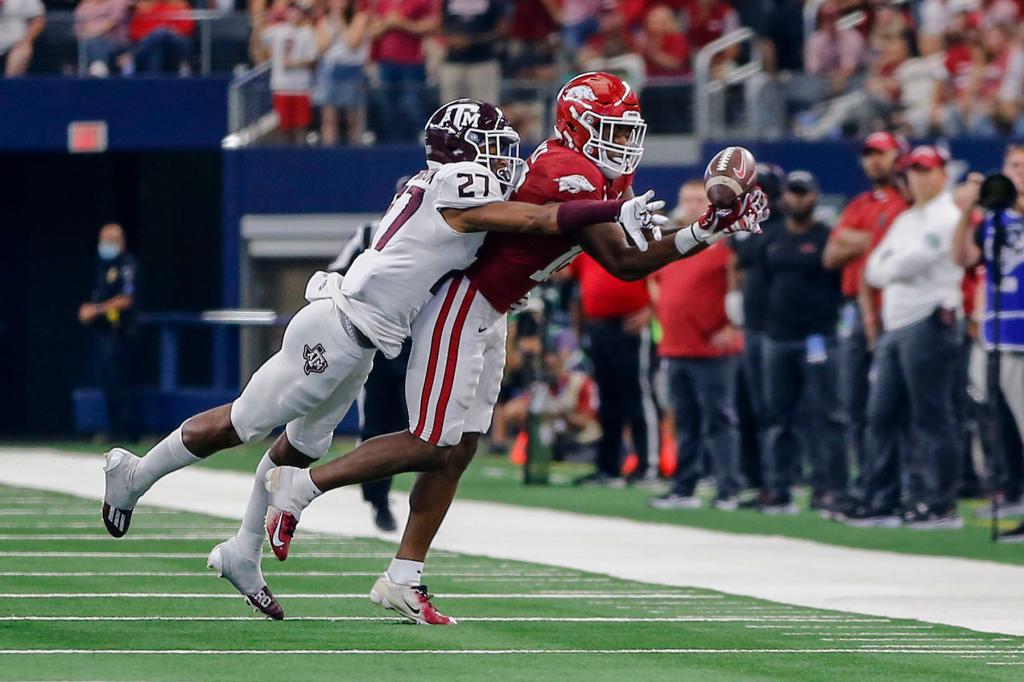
[0,616,888,623]
[0,532,252,540]
[0,510,184,516]
[746,624,922,630]
[0,571,587,578]
[0,592,726,600]
[0,648,1016,655]
[0,523,241,529]
[0,552,399,558]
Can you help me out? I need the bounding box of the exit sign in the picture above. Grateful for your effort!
[67,121,108,153]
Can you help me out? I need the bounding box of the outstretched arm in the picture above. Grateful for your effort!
[576,189,770,281]
[442,193,665,244]
[441,202,566,235]
[576,221,707,281]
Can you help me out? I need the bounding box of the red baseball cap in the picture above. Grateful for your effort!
[862,131,907,154]
[903,145,949,170]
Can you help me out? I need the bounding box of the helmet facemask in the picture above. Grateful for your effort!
[468,127,524,199]
[578,109,646,178]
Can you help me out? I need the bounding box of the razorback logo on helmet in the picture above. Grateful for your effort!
[554,72,646,178]
[562,85,597,104]
[438,103,481,131]
[555,174,597,194]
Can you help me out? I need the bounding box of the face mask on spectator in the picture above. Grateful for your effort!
[98,241,122,261]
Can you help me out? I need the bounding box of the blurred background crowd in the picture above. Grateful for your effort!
[447,134,1023,532]
[17,0,1024,142]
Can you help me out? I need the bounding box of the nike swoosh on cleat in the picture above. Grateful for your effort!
[402,595,421,615]
[270,517,287,548]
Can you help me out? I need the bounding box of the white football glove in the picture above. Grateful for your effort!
[617,190,669,252]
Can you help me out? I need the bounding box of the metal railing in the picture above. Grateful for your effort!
[225,61,273,144]
[28,10,251,76]
[223,71,696,146]
[694,28,766,140]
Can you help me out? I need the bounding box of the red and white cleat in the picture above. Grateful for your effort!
[264,507,297,562]
[370,575,458,625]
[264,466,314,561]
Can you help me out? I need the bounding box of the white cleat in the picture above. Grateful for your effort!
[207,538,284,620]
[369,574,458,625]
[264,467,310,561]
[101,448,143,538]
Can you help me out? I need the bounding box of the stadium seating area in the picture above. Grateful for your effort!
[12,0,1024,141]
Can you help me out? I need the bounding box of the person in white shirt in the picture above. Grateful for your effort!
[257,3,318,144]
[0,0,45,77]
[858,145,965,529]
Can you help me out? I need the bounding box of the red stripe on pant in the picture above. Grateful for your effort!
[412,276,463,439]
[428,282,477,445]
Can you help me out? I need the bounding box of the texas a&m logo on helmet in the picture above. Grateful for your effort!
[424,99,524,199]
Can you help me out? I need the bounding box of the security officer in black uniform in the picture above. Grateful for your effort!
[78,223,139,442]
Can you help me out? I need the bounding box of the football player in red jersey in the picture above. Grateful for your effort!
[266,73,770,624]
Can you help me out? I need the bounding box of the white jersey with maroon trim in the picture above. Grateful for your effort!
[338,161,503,359]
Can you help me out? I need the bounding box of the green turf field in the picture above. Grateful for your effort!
[44,438,1024,567]
[0,482,1022,681]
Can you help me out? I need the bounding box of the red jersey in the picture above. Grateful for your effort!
[654,241,740,358]
[465,139,633,313]
[570,253,650,319]
[829,185,906,298]
[370,0,436,65]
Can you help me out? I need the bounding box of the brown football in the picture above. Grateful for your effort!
[704,146,758,209]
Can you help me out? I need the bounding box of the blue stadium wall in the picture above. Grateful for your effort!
[2,76,1021,435]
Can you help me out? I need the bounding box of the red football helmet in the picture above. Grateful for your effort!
[554,72,647,178]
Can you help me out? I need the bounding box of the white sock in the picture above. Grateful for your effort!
[387,558,424,586]
[294,468,323,508]
[133,427,200,492]
[235,453,276,558]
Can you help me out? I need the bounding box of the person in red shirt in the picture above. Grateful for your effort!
[822,131,907,509]
[569,252,661,486]
[122,0,195,74]
[681,0,738,51]
[368,0,439,142]
[639,4,691,77]
[650,178,745,510]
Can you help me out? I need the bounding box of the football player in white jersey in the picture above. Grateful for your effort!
[100,98,666,619]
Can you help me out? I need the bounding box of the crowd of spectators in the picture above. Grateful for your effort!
[12,0,1024,140]
[494,136,1024,534]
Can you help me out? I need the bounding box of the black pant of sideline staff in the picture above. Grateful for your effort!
[861,312,962,517]
[839,302,871,494]
[665,356,744,499]
[95,328,138,442]
[583,318,660,480]
[357,340,412,530]
[762,336,847,502]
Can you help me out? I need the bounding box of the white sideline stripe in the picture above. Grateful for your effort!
[0,592,725,600]
[4,449,1024,637]
[0,648,1015,656]
[0,616,883,623]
